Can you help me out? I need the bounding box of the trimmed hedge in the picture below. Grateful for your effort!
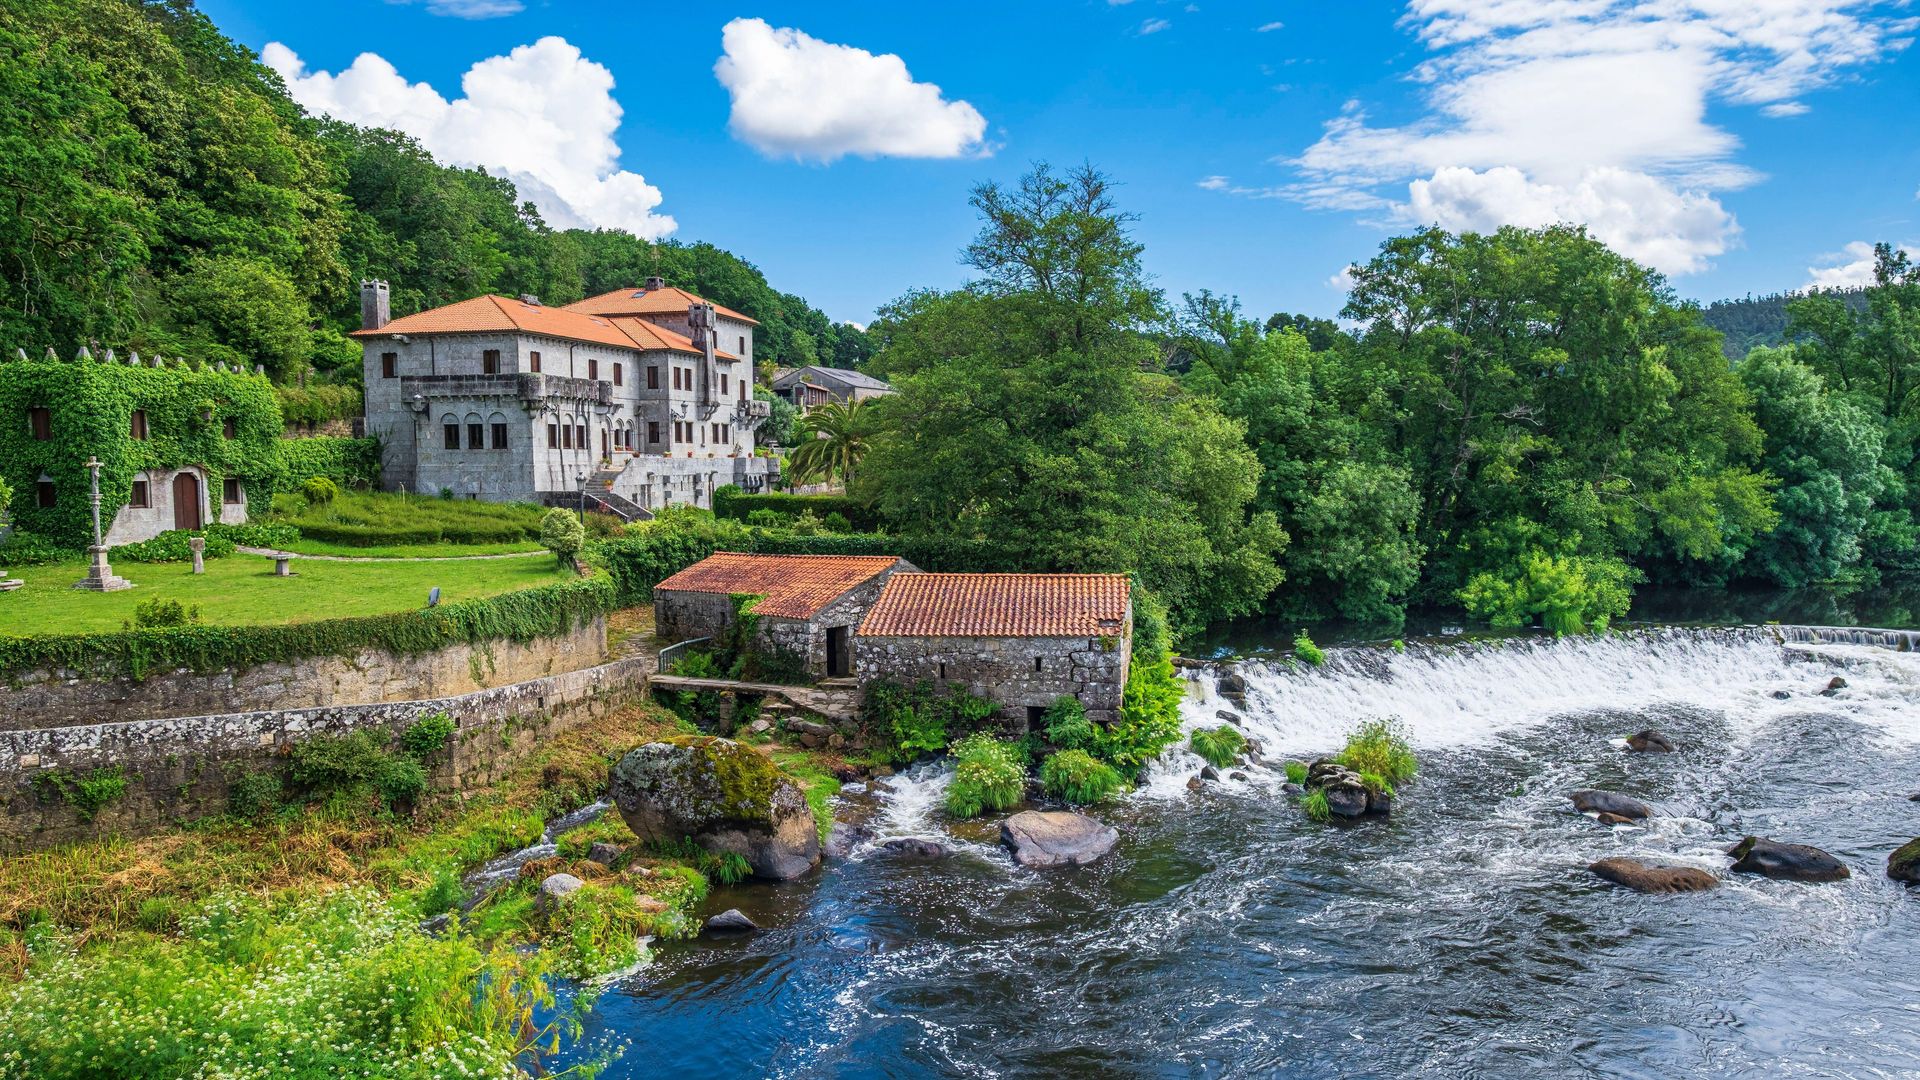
[111,530,239,564]
[277,436,380,494]
[0,574,616,682]
[712,486,879,532]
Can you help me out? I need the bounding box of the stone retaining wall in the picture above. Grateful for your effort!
[2,617,608,731]
[855,633,1130,728]
[0,653,651,853]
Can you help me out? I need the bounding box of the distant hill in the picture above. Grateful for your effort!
[1700,288,1871,361]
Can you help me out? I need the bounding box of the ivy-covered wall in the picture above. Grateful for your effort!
[0,350,284,548]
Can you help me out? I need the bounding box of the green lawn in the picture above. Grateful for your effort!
[271,537,547,559]
[0,553,575,635]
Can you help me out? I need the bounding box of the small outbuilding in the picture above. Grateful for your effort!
[653,552,918,678]
[855,573,1132,729]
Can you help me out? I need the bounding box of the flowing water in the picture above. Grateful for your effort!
[566,626,1920,1078]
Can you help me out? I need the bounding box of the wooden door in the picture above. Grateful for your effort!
[172,473,202,531]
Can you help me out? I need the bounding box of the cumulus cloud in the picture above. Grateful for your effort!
[1268,1,1915,275]
[1805,240,1920,289]
[263,37,674,239]
[419,0,522,17]
[715,18,988,161]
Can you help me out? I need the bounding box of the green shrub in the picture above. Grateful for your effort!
[416,867,464,918]
[539,507,585,566]
[1390,639,1406,652]
[400,713,457,758]
[301,476,340,505]
[1188,725,1247,769]
[788,509,824,535]
[1301,787,1332,823]
[1333,718,1417,786]
[276,435,381,494]
[34,766,128,820]
[1041,695,1094,750]
[863,680,999,763]
[822,511,852,533]
[112,529,237,563]
[286,731,425,812]
[226,770,283,820]
[712,486,879,531]
[1283,761,1309,785]
[745,508,782,528]
[541,880,691,978]
[205,521,300,549]
[1040,750,1127,805]
[0,530,76,566]
[1089,590,1185,777]
[944,734,1025,819]
[1293,629,1326,666]
[130,596,198,629]
[272,490,544,547]
[1458,548,1638,635]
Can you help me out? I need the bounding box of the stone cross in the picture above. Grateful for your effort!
[189,535,206,575]
[72,457,132,592]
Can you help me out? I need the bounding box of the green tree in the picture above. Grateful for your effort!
[860,165,1284,633]
[785,399,877,487]
[756,387,799,447]
[539,507,585,567]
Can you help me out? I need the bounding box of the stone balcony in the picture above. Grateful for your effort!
[398,373,613,408]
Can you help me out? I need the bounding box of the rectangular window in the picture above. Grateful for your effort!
[36,481,55,508]
[222,416,237,439]
[547,423,559,449]
[575,424,587,449]
[130,479,150,508]
[482,349,501,375]
[223,478,242,505]
[647,366,659,389]
[739,336,746,354]
[28,407,51,441]
[720,374,729,395]
[1034,657,1043,672]
[613,363,623,386]
[467,422,484,449]
[648,421,660,444]
[443,423,460,450]
[530,350,542,373]
[129,410,148,440]
[588,358,599,381]
[381,352,397,379]
[491,423,508,450]
[561,424,573,449]
[939,662,948,680]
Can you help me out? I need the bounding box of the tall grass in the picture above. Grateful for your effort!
[944,734,1025,818]
[1188,726,1247,768]
[1333,718,1417,786]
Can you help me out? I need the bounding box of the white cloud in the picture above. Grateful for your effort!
[1274,1,1915,275]
[1139,18,1172,35]
[1197,175,1230,190]
[1257,21,1285,32]
[1805,240,1920,288]
[715,18,988,161]
[419,0,522,17]
[263,37,674,239]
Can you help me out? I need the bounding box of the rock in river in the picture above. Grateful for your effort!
[610,736,821,880]
[1001,811,1118,868]
[1727,836,1850,883]
[1569,789,1654,821]
[704,908,759,933]
[1889,838,1920,885]
[1821,676,1848,696]
[1626,729,1677,753]
[1590,857,1719,894]
[877,837,951,860]
[536,873,583,913]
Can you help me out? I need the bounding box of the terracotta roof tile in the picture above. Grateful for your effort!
[654,552,904,619]
[349,295,641,351]
[857,574,1130,638]
[608,317,742,361]
[565,286,760,326]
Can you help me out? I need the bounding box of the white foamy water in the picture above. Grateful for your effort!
[1152,627,1920,794]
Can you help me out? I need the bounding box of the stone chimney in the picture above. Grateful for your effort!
[518,293,540,306]
[644,275,666,291]
[360,280,390,331]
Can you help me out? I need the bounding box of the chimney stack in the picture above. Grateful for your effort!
[644,275,666,291]
[518,293,540,307]
[360,280,391,331]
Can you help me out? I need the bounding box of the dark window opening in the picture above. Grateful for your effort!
[223,478,242,504]
[938,662,947,680]
[1034,656,1043,672]
[648,421,660,444]
[547,423,559,449]
[466,422,484,449]
[443,423,460,450]
[561,424,573,449]
[530,350,542,373]
[482,349,501,375]
[381,352,397,379]
[130,479,150,508]
[588,358,599,381]
[613,363,623,386]
[647,366,659,389]
[720,373,729,395]
[28,407,51,441]
[1026,706,1047,729]
[491,423,508,450]
[222,416,237,439]
[739,336,746,353]
[575,424,587,449]
[129,410,148,440]
[35,481,55,508]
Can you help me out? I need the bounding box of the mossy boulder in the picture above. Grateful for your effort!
[610,736,820,880]
[1887,837,1920,885]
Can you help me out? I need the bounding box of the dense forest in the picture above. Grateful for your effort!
[9,0,1920,637]
[0,0,869,405]
[1702,289,1873,360]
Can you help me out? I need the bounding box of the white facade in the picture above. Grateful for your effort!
[357,290,775,514]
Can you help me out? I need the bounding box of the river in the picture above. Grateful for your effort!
[564,624,1920,1077]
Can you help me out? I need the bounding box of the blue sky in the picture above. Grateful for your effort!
[208,1,1920,325]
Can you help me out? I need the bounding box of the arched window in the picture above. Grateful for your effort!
[441,414,460,450]
[487,411,509,450]
[464,412,485,450]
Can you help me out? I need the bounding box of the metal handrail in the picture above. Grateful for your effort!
[657,636,712,674]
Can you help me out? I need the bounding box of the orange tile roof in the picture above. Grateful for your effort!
[608,317,742,361]
[857,574,1131,638]
[565,286,760,326]
[653,553,904,619]
[349,294,641,351]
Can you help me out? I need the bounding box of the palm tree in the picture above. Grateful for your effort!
[784,399,877,488]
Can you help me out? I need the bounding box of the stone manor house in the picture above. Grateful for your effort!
[352,278,776,516]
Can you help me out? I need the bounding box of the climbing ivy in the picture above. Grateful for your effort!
[0,574,615,682]
[0,351,284,548]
